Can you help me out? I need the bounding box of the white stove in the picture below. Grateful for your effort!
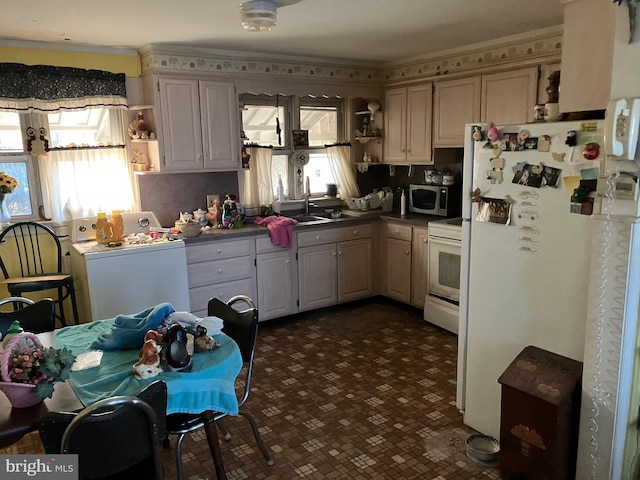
[69,211,190,322]
[425,217,462,334]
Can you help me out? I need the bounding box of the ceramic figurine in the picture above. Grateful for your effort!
[162,324,193,372]
[2,321,23,347]
[133,338,163,379]
[194,325,218,353]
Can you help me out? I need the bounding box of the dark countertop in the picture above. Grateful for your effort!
[183,211,444,244]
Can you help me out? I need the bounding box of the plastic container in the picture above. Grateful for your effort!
[96,212,114,245]
[111,210,124,242]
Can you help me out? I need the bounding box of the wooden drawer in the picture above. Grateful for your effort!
[186,238,253,264]
[189,277,255,315]
[298,223,372,248]
[187,256,253,288]
[255,234,292,254]
[386,223,412,241]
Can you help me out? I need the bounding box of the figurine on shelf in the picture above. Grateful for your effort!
[136,112,150,139]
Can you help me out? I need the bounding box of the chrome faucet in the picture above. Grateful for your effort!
[304,176,316,215]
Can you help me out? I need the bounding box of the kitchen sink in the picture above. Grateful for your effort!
[284,213,332,223]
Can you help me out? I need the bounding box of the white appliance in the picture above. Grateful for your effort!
[69,212,190,322]
[457,120,604,440]
[425,217,462,334]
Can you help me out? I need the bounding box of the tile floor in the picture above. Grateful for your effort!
[0,298,500,479]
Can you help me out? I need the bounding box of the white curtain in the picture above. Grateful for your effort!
[327,144,359,199]
[243,146,273,208]
[41,108,136,222]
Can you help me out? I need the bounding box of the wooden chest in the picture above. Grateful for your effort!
[498,346,582,480]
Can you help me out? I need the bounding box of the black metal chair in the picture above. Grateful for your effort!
[0,296,56,336]
[0,221,79,327]
[38,380,167,480]
[166,295,274,480]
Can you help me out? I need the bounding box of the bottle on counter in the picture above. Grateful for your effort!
[111,210,124,242]
[400,189,406,217]
[96,212,115,245]
[277,175,284,201]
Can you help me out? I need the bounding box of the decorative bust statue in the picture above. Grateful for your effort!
[546,71,561,104]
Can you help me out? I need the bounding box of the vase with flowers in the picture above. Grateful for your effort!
[0,332,75,408]
[0,171,20,225]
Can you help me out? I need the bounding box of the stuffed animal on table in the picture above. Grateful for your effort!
[133,338,163,379]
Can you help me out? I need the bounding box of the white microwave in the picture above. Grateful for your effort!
[408,184,461,217]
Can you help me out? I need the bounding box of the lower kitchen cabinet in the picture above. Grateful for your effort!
[255,235,297,321]
[411,227,429,309]
[385,222,413,304]
[338,238,373,302]
[298,243,338,311]
[186,238,256,317]
[297,223,373,312]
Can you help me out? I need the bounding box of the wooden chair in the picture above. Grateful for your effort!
[38,380,167,480]
[0,222,79,327]
[0,296,55,336]
[166,295,274,480]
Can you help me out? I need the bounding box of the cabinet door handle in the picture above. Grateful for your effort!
[423,239,427,243]
[404,250,410,255]
[353,230,358,235]
[217,269,223,273]
[332,252,337,256]
[216,249,222,254]
[286,260,290,264]
[338,251,342,255]
[316,235,321,240]
[395,230,400,235]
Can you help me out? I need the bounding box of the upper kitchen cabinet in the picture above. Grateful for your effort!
[383,83,433,165]
[154,77,239,172]
[559,0,614,113]
[481,67,538,125]
[433,76,481,147]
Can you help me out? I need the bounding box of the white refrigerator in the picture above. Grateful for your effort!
[457,120,605,440]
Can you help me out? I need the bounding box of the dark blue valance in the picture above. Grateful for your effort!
[0,63,127,113]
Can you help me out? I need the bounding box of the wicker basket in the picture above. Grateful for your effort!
[0,332,44,408]
[175,220,201,238]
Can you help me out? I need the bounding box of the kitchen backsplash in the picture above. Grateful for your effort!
[356,149,464,195]
[137,171,239,227]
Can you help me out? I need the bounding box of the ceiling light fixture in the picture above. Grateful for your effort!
[240,0,278,32]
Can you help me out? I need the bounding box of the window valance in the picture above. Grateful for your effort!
[0,63,127,113]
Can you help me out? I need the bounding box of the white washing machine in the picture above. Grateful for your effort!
[69,212,190,322]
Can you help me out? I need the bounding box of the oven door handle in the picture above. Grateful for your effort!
[428,236,461,248]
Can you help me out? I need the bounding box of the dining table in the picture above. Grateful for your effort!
[0,319,243,480]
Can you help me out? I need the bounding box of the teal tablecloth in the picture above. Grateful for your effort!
[54,319,242,415]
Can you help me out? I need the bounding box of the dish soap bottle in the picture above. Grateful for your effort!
[111,210,124,243]
[400,189,407,217]
[96,212,114,245]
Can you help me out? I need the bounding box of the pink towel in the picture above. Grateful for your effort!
[254,216,298,249]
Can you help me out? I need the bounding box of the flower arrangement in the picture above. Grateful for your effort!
[2,333,75,400]
[0,171,19,194]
